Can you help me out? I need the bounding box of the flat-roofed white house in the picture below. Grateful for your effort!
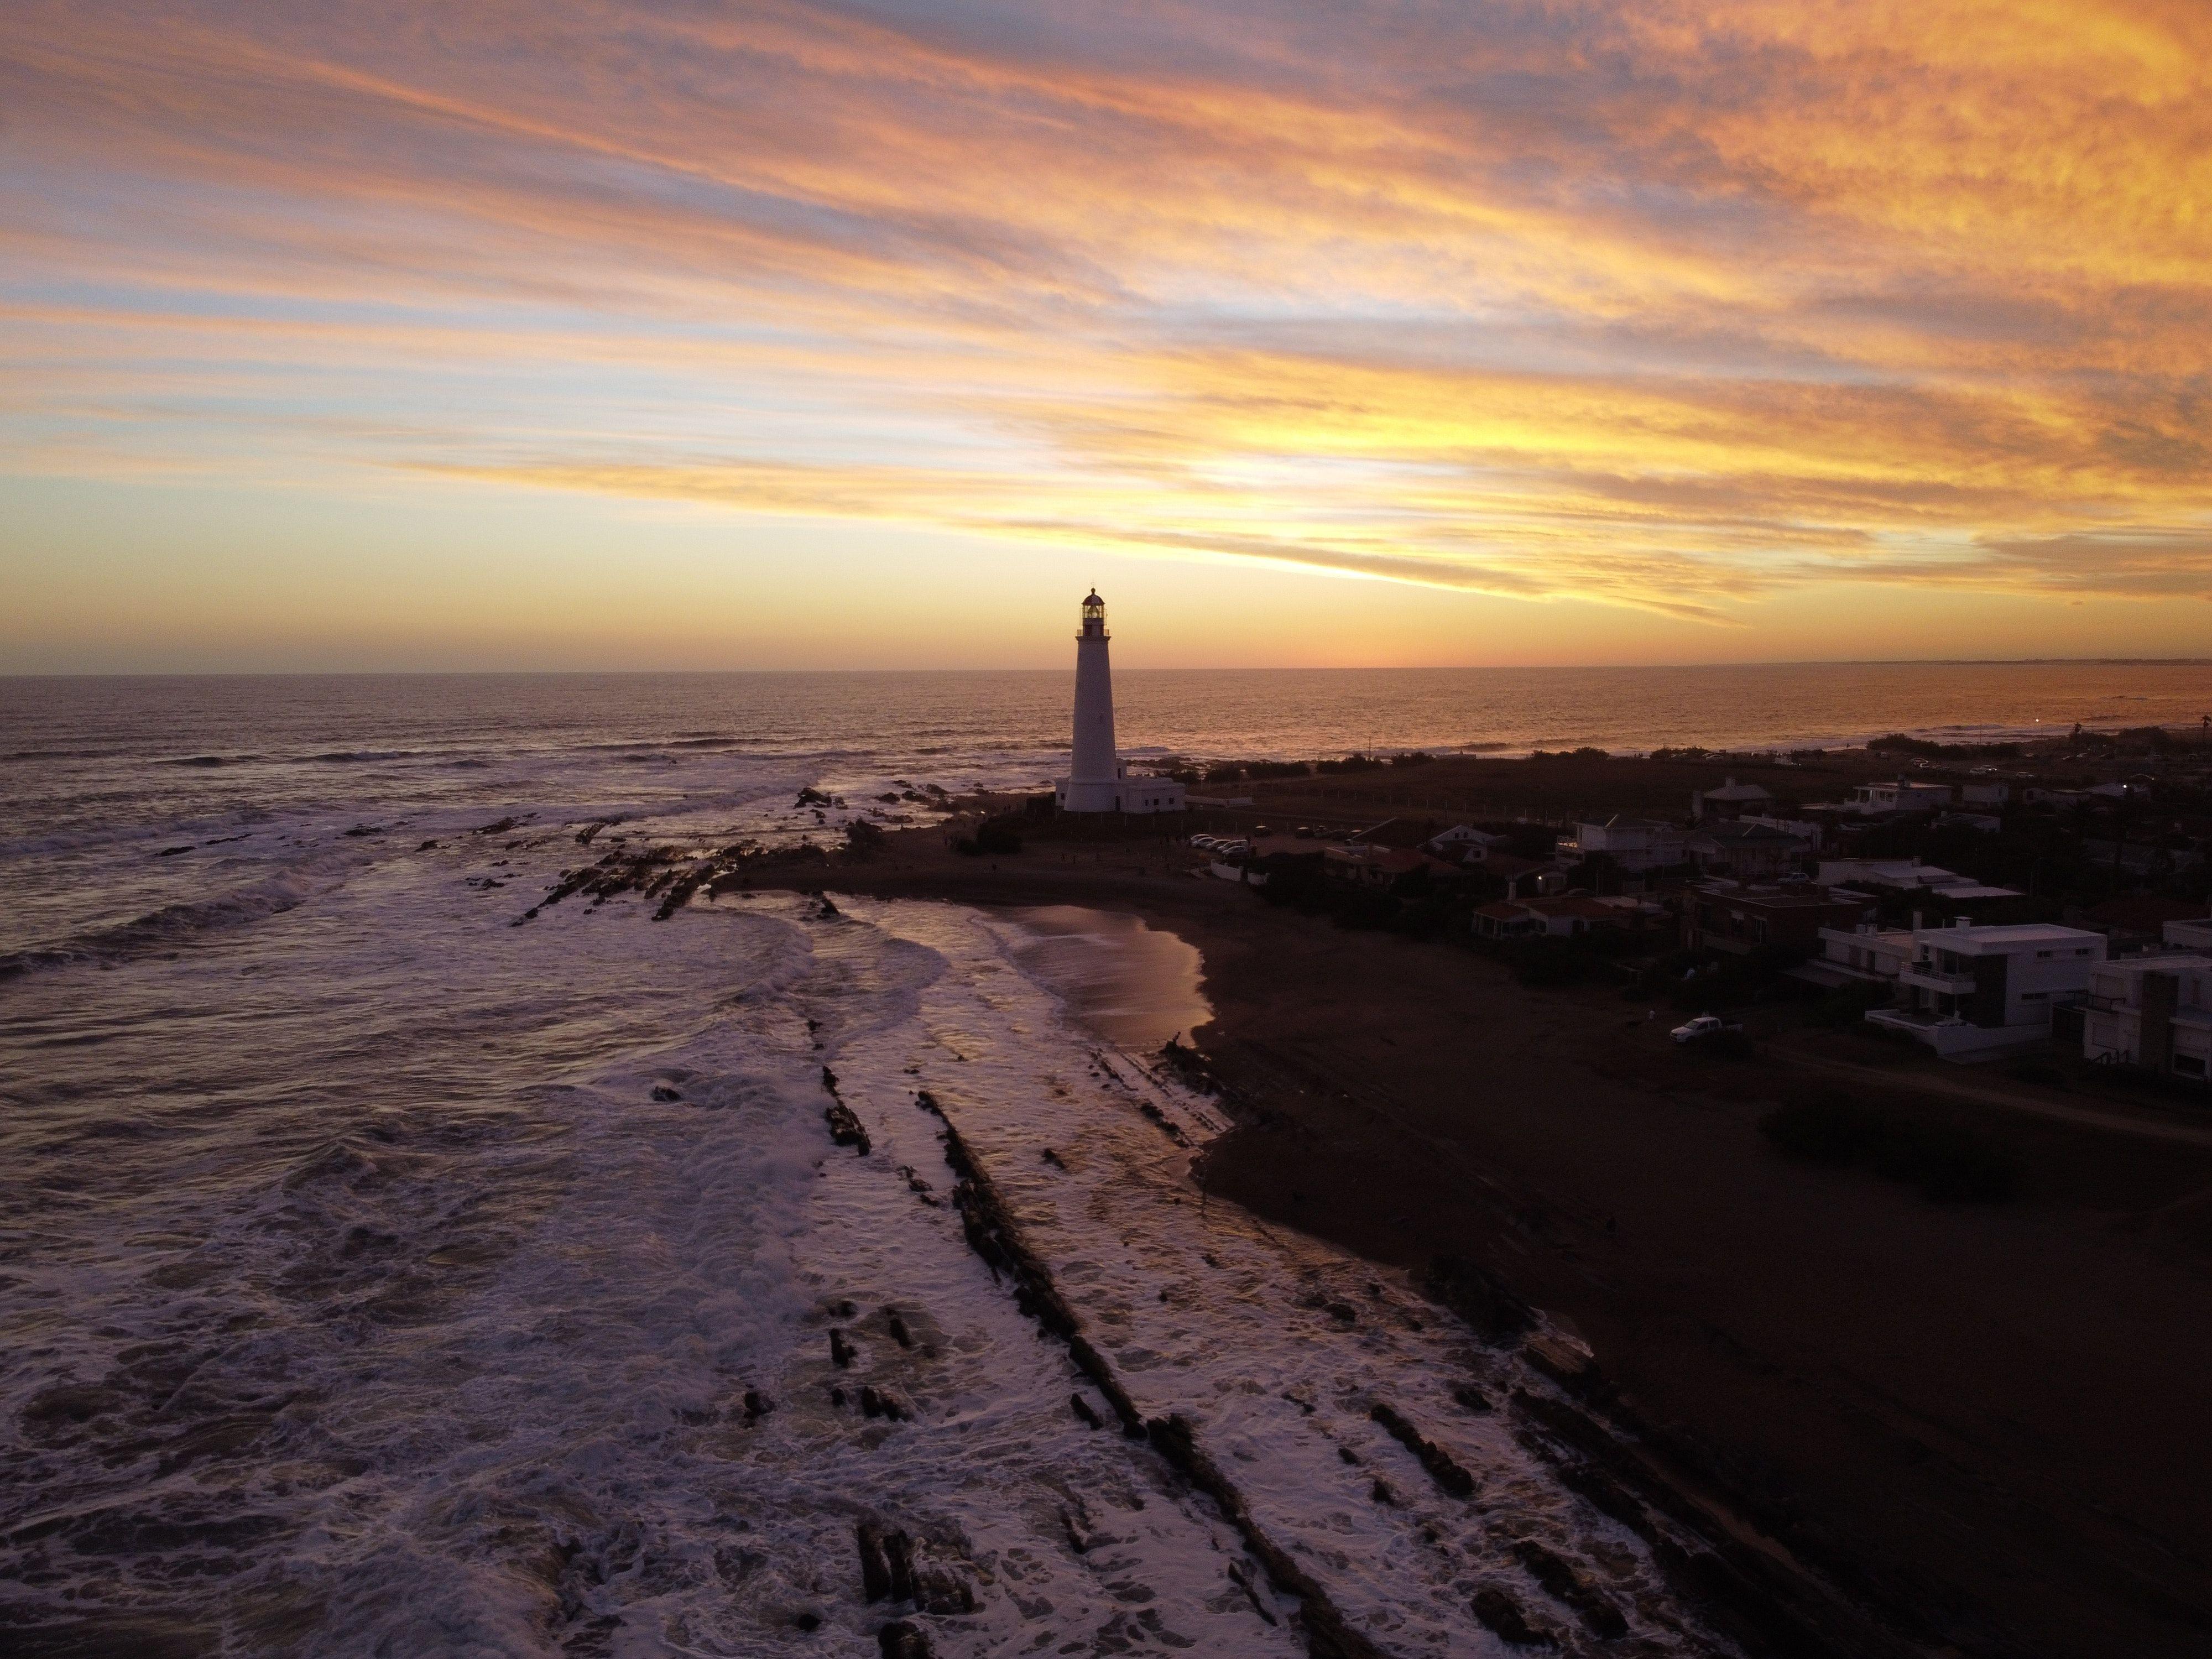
[1846,779,1953,814]
[2083,955,2212,1084]
[2164,916,2212,953]
[1864,920,2105,1058]
[1686,820,1803,881]
[1815,921,1917,988]
[1692,777,1775,819]
[1573,816,1686,872]
[1813,858,2021,905]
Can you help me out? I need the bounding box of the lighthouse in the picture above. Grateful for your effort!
[1053,591,1186,815]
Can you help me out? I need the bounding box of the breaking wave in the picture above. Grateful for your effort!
[0,870,321,979]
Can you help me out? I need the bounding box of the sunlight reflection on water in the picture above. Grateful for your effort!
[999,904,1211,1051]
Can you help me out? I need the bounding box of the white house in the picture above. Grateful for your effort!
[2162,917,2212,953]
[1692,777,1775,819]
[1865,920,2105,1058]
[1574,816,1686,872]
[1739,813,1823,852]
[1053,591,1187,815]
[1472,895,1630,940]
[1815,922,1917,988]
[1846,779,1953,814]
[1428,823,1510,854]
[1686,821,1804,880]
[2083,955,2212,1084]
[1814,859,2021,905]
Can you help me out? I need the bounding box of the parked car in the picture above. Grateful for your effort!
[1671,1015,1743,1045]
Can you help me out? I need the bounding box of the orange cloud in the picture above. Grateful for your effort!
[4,0,2210,628]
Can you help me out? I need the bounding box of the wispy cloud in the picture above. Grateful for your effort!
[5,0,2210,622]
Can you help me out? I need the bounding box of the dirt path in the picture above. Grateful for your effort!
[1771,1045,2212,1147]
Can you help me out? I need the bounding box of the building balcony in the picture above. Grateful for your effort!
[1900,967,1976,995]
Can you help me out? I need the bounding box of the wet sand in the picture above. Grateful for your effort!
[802,830,2212,1658]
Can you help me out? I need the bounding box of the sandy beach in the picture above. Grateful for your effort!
[779,826,2212,1659]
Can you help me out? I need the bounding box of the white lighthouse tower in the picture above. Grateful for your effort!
[1053,590,1185,815]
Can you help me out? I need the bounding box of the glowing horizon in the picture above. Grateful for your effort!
[4,1,2210,672]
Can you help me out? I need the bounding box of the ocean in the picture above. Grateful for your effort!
[1,662,2204,1656]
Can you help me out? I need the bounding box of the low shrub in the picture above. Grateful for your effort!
[1331,889,1400,931]
[1759,1089,2015,1202]
[954,817,1024,857]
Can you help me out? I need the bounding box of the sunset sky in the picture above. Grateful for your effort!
[4,1,2209,671]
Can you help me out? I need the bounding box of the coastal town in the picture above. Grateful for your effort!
[1131,731,2212,1086]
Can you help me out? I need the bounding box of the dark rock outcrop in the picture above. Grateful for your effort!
[1423,1253,1534,1340]
[1370,1402,1477,1498]
[1473,1587,1554,1647]
[824,1103,871,1155]
[859,1385,911,1422]
[1147,1414,1391,1659]
[857,1522,972,1615]
[1514,1539,1629,1639]
[857,1521,894,1601]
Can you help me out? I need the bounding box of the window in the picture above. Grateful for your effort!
[2020,990,2048,1001]
[2176,1055,2207,1078]
[2037,950,2052,959]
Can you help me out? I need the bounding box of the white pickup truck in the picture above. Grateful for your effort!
[1670,1014,1743,1044]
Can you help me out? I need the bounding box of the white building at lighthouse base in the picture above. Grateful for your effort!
[1055,763,1186,815]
